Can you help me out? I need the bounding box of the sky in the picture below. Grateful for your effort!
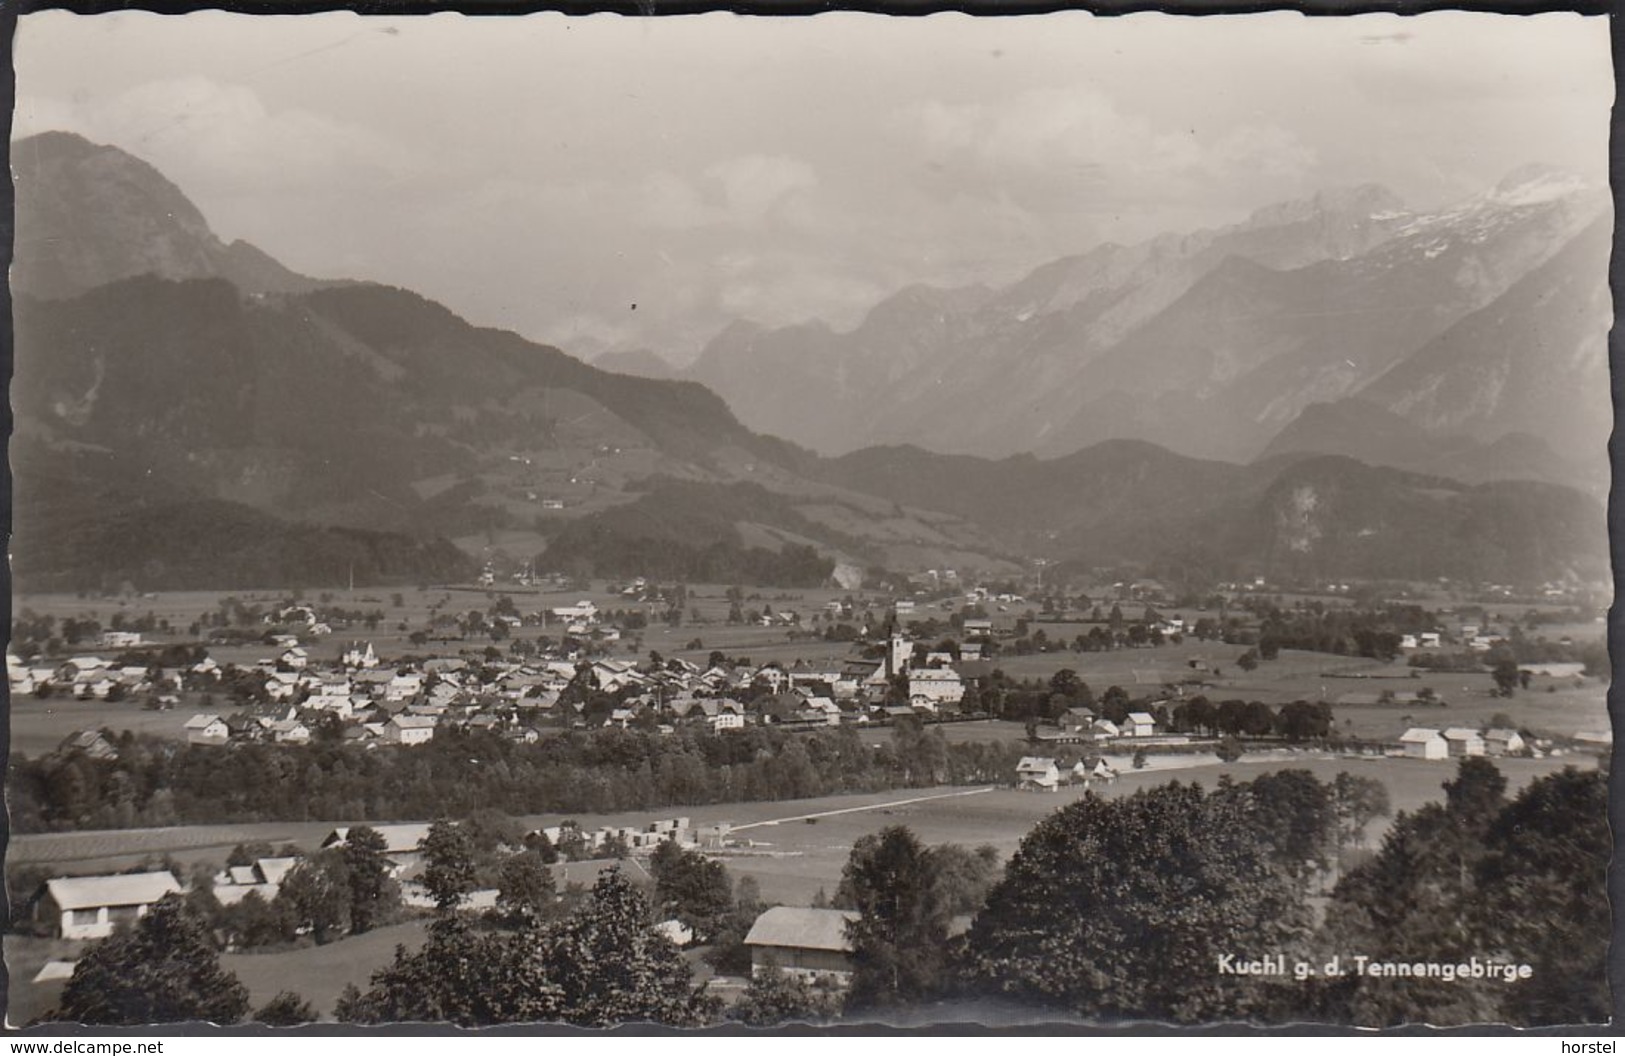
[12,10,1613,363]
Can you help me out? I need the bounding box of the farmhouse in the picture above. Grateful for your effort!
[385,714,437,745]
[1483,728,1526,756]
[1442,728,1486,758]
[743,906,860,984]
[1123,712,1157,737]
[183,713,230,746]
[1399,728,1448,760]
[1015,756,1060,791]
[40,872,184,940]
[58,729,119,760]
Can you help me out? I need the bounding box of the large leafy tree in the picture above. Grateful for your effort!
[1471,766,1610,1025]
[961,782,1312,1022]
[835,826,952,1012]
[1316,759,1512,1025]
[420,820,478,911]
[53,894,250,1025]
[338,868,717,1028]
[277,847,352,944]
[529,869,720,1027]
[649,839,733,941]
[341,824,398,934]
[495,849,557,924]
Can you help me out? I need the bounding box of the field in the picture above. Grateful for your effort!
[4,920,432,1026]
[13,749,1592,904]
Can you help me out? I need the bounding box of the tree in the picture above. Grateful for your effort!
[1215,735,1244,763]
[53,894,250,1025]
[1491,659,1519,697]
[1472,767,1610,1025]
[341,825,398,934]
[529,868,721,1027]
[729,961,840,1026]
[495,850,557,924]
[835,826,951,1012]
[255,991,317,1026]
[1236,650,1259,672]
[1331,771,1391,849]
[420,820,478,911]
[961,784,1312,1022]
[277,849,352,944]
[1239,769,1337,878]
[649,840,733,941]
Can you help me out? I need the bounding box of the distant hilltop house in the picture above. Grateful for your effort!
[743,906,860,985]
[39,872,183,940]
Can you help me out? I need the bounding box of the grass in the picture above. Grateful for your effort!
[2,921,431,1026]
[221,919,430,1020]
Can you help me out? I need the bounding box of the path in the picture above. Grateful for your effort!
[730,786,995,832]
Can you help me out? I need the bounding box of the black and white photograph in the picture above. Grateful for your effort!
[3,6,1615,1033]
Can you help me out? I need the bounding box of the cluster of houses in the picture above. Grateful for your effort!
[152,629,995,751]
[7,650,183,704]
[1396,726,1529,760]
[1014,755,1120,791]
[31,812,746,946]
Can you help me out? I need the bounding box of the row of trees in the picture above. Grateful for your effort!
[11,723,1029,833]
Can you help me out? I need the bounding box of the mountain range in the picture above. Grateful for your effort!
[684,169,1611,495]
[7,131,1610,591]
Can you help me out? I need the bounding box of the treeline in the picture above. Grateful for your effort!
[9,722,1027,833]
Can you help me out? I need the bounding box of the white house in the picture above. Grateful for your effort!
[1442,728,1486,757]
[1400,728,1448,760]
[1124,712,1157,737]
[385,714,437,745]
[1483,728,1526,756]
[183,713,230,745]
[1015,756,1060,791]
[908,668,965,707]
[41,873,183,940]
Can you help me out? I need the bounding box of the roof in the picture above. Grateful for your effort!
[1442,728,1483,740]
[1126,712,1155,723]
[45,872,182,910]
[183,713,224,729]
[1016,756,1057,772]
[1400,727,1443,742]
[390,714,438,729]
[744,906,858,953]
[257,857,299,886]
[324,823,434,854]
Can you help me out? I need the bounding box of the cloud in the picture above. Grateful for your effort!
[19,75,414,200]
[703,153,818,222]
[900,86,1317,216]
